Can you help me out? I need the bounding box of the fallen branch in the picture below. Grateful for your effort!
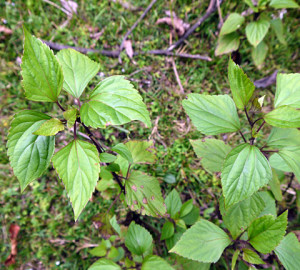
[168,0,220,51]
[119,0,157,62]
[42,40,211,60]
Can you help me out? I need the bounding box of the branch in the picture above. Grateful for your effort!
[168,0,219,51]
[119,0,157,62]
[140,50,212,60]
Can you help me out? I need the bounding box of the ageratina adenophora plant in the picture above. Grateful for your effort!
[7,27,300,269]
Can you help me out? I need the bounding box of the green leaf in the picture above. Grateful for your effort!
[80,76,151,128]
[269,153,292,172]
[248,211,288,253]
[231,250,240,270]
[111,143,133,163]
[252,41,268,68]
[182,94,240,135]
[180,199,194,218]
[215,32,240,56]
[267,127,300,149]
[244,0,259,11]
[275,233,300,270]
[170,220,231,263]
[190,139,231,173]
[269,0,299,8]
[258,191,277,217]
[125,140,156,164]
[228,58,255,109]
[219,193,265,239]
[7,110,55,191]
[88,258,121,270]
[21,27,63,102]
[52,139,100,220]
[274,73,300,108]
[220,13,245,36]
[242,249,265,265]
[269,169,283,201]
[110,215,121,236]
[89,241,107,256]
[33,118,64,136]
[99,153,117,163]
[125,170,166,217]
[182,206,200,225]
[165,189,182,219]
[161,221,175,240]
[56,49,100,98]
[63,107,78,129]
[142,255,174,270]
[277,146,300,181]
[221,144,272,208]
[270,19,286,44]
[125,222,153,256]
[264,106,300,128]
[246,19,270,47]
[176,256,210,270]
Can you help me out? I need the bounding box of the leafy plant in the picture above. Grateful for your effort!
[215,0,299,68]
[177,57,300,268]
[6,27,300,269]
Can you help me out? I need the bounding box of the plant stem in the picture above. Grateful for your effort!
[107,191,122,213]
[244,107,253,127]
[252,117,263,126]
[56,101,65,111]
[256,120,266,133]
[283,174,294,195]
[74,121,77,140]
[239,130,247,143]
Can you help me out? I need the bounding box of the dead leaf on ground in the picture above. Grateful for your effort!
[156,11,190,36]
[0,25,13,35]
[60,0,78,16]
[124,40,134,59]
[5,224,20,266]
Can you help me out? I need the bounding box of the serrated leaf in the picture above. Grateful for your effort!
[267,127,300,149]
[221,144,272,208]
[183,94,240,135]
[111,143,133,163]
[248,211,288,253]
[63,107,78,129]
[274,73,300,108]
[52,139,100,220]
[252,41,268,69]
[269,0,299,8]
[181,206,200,225]
[264,106,300,128]
[7,110,55,191]
[125,140,156,164]
[220,13,245,36]
[269,169,283,201]
[125,222,153,256]
[275,233,300,270]
[170,220,231,263]
[277,146,300,181]
[258,191,277,217]
[33,118,64,136]
[190,139,231,173]
[161,221,175,240]
[165,189,182,219]
[80,76,151,128]
[219,193,265,239]
[88,258,121,270]
[269,153,292,172]
[125,170,166,217]
[215,32,240,56]
[242,248,265,265]
[228,58,255,109]
[270,19,286,44]
[142,255,174,270]
[246,19,270,47]
[21,27,63,102]
[56,49,100,98]
[176,256,211,270]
